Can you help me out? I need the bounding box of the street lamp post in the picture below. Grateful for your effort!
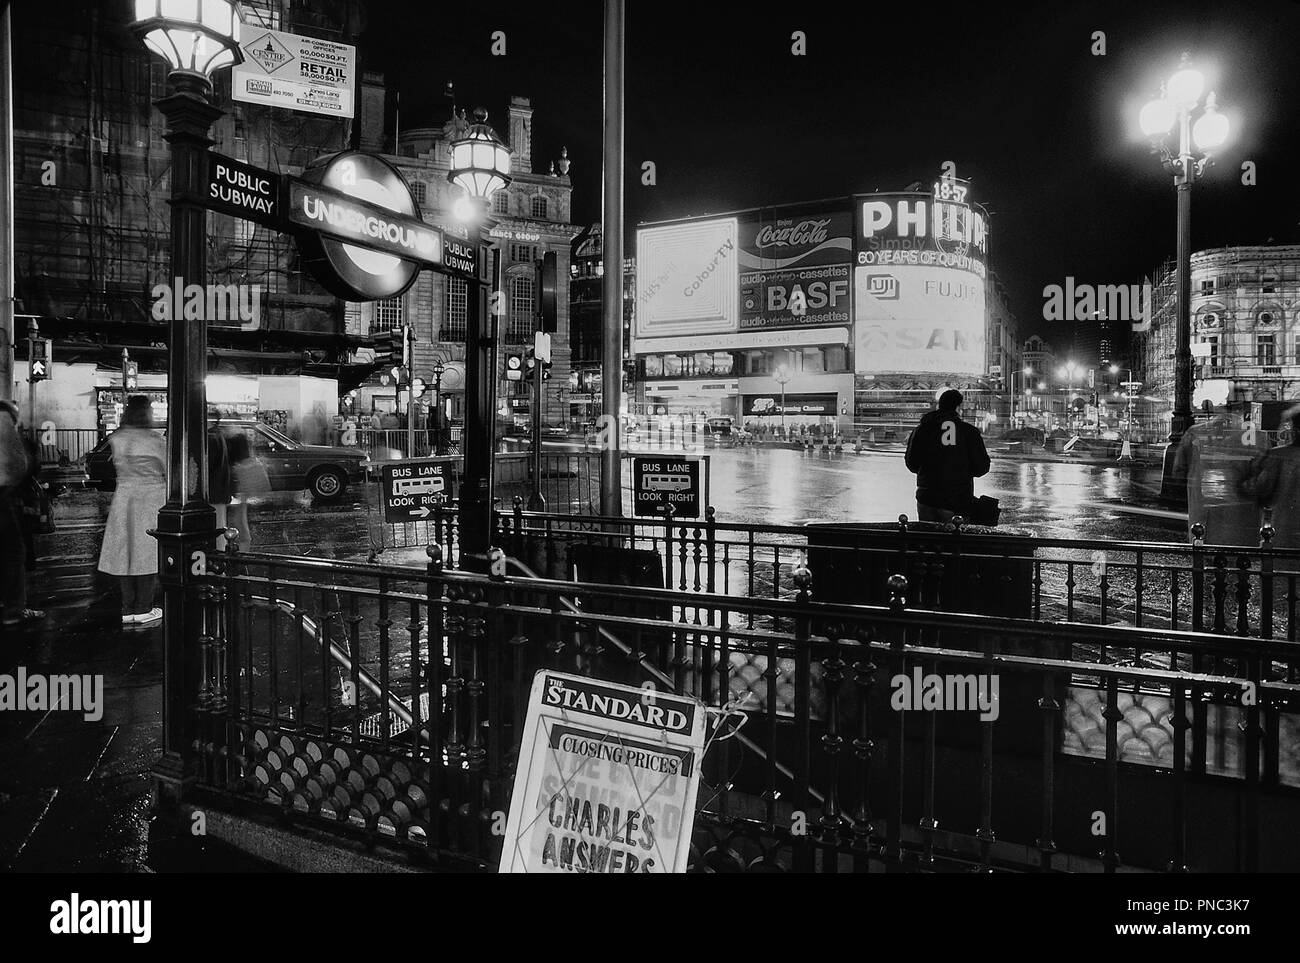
[774,364,791,436]
[1139,53,1231,498]
[448,109,511,570]
[431,358,447,455]
[129,0,242,803]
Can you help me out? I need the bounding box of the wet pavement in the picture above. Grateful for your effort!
[1,446,1183,871]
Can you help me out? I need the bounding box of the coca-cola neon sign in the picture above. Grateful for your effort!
[754,219,831,249]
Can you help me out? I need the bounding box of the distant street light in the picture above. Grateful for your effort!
[1138,52,1232,499]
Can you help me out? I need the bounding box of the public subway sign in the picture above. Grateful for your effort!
[204,153,281,229]
[378,458,456,524]
[499,671,705,874]
[288,151,448,301]
[631,456,702,519]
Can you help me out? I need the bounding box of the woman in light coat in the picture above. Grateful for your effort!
[98,395,166,627]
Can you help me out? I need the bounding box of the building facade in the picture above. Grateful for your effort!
[11,0,369,440]
[354,94,580,429]
[1136,245,1300,426]
[630,182,1004,434]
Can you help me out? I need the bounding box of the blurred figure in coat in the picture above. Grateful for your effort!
[97,395,166,627]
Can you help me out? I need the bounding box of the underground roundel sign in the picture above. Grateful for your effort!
[289,150,444,301]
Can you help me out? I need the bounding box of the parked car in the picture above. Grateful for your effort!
[84,420,369,502]
[705,416,734,436]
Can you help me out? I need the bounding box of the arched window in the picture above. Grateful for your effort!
[530,195,548,219]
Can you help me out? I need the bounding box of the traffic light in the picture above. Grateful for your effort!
[373,324,412,366]
[537,251,558,334]
[124,360,139,391]
[30,339,50,382]
[523,348,551,381]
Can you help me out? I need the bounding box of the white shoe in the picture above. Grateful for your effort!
[132,608,162,628]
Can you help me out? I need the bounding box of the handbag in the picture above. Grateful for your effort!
[969,494,1001,527]
[20,479,55,535]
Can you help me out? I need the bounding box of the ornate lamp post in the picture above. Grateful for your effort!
[129,0,243,803]
[448,109,511,568]
[430,358,448,455]
[1138,52,1231,497]
[774,364,791,436]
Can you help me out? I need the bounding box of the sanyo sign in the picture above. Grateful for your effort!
[859,195,988,256]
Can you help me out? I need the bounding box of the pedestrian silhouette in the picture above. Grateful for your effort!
[904,389,991,524]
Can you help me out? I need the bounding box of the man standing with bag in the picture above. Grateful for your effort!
[904,389,992,524]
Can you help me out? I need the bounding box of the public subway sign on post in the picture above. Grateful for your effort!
[204,152,281,229]
[379,458,456,523]
[499,671,705,874]
[631,456,702,519]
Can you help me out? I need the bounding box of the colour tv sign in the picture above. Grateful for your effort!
[635,219,739,340]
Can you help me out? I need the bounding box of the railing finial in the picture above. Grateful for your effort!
[1190,522,1206,548]
[897,513,909,534]
[793,560,812,602]
[887,573,908,610]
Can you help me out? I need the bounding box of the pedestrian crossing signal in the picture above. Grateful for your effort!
[30,339,50,382]
[124,361,139,391]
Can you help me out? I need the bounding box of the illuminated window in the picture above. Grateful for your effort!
[531,196,548,219]
[445,278,467,340]
[374,297,403,333]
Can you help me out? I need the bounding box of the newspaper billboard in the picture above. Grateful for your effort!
[232,25,356,119]
[499,672,705,873]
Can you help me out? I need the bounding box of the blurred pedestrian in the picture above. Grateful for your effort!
[0,400,44,628]
[1173,400,1264,546]
[1237,404,1300,548]
[227,431,269,553]
[208,416,235,551]
[98,395,166,627]
[904,389,991,524]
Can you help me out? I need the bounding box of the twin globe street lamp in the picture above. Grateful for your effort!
[129,0,243,802]
[1138,53,1231,499]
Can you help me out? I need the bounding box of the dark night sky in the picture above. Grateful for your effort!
[361,0,1300,357]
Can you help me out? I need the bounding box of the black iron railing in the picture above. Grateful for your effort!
[186,541,1300,872]
[490,506,1300,643]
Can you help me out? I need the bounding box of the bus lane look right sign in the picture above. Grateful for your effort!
[631,455,702,519]
[379,458,454,523]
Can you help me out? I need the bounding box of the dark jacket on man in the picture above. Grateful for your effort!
[904,409,991,512]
